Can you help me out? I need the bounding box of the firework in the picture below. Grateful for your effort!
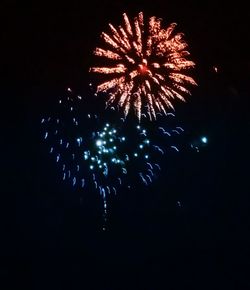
[90,12,197,121]
[41,89,177,201]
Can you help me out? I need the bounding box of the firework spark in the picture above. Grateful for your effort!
[90,12,197,121]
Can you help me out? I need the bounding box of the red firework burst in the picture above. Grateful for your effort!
[90,12,197,121]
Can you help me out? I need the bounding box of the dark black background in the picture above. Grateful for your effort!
[2,0,250,289]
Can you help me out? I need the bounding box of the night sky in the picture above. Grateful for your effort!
[2,1,250,289]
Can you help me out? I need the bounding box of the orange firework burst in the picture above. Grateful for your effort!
[90,12,197,121]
